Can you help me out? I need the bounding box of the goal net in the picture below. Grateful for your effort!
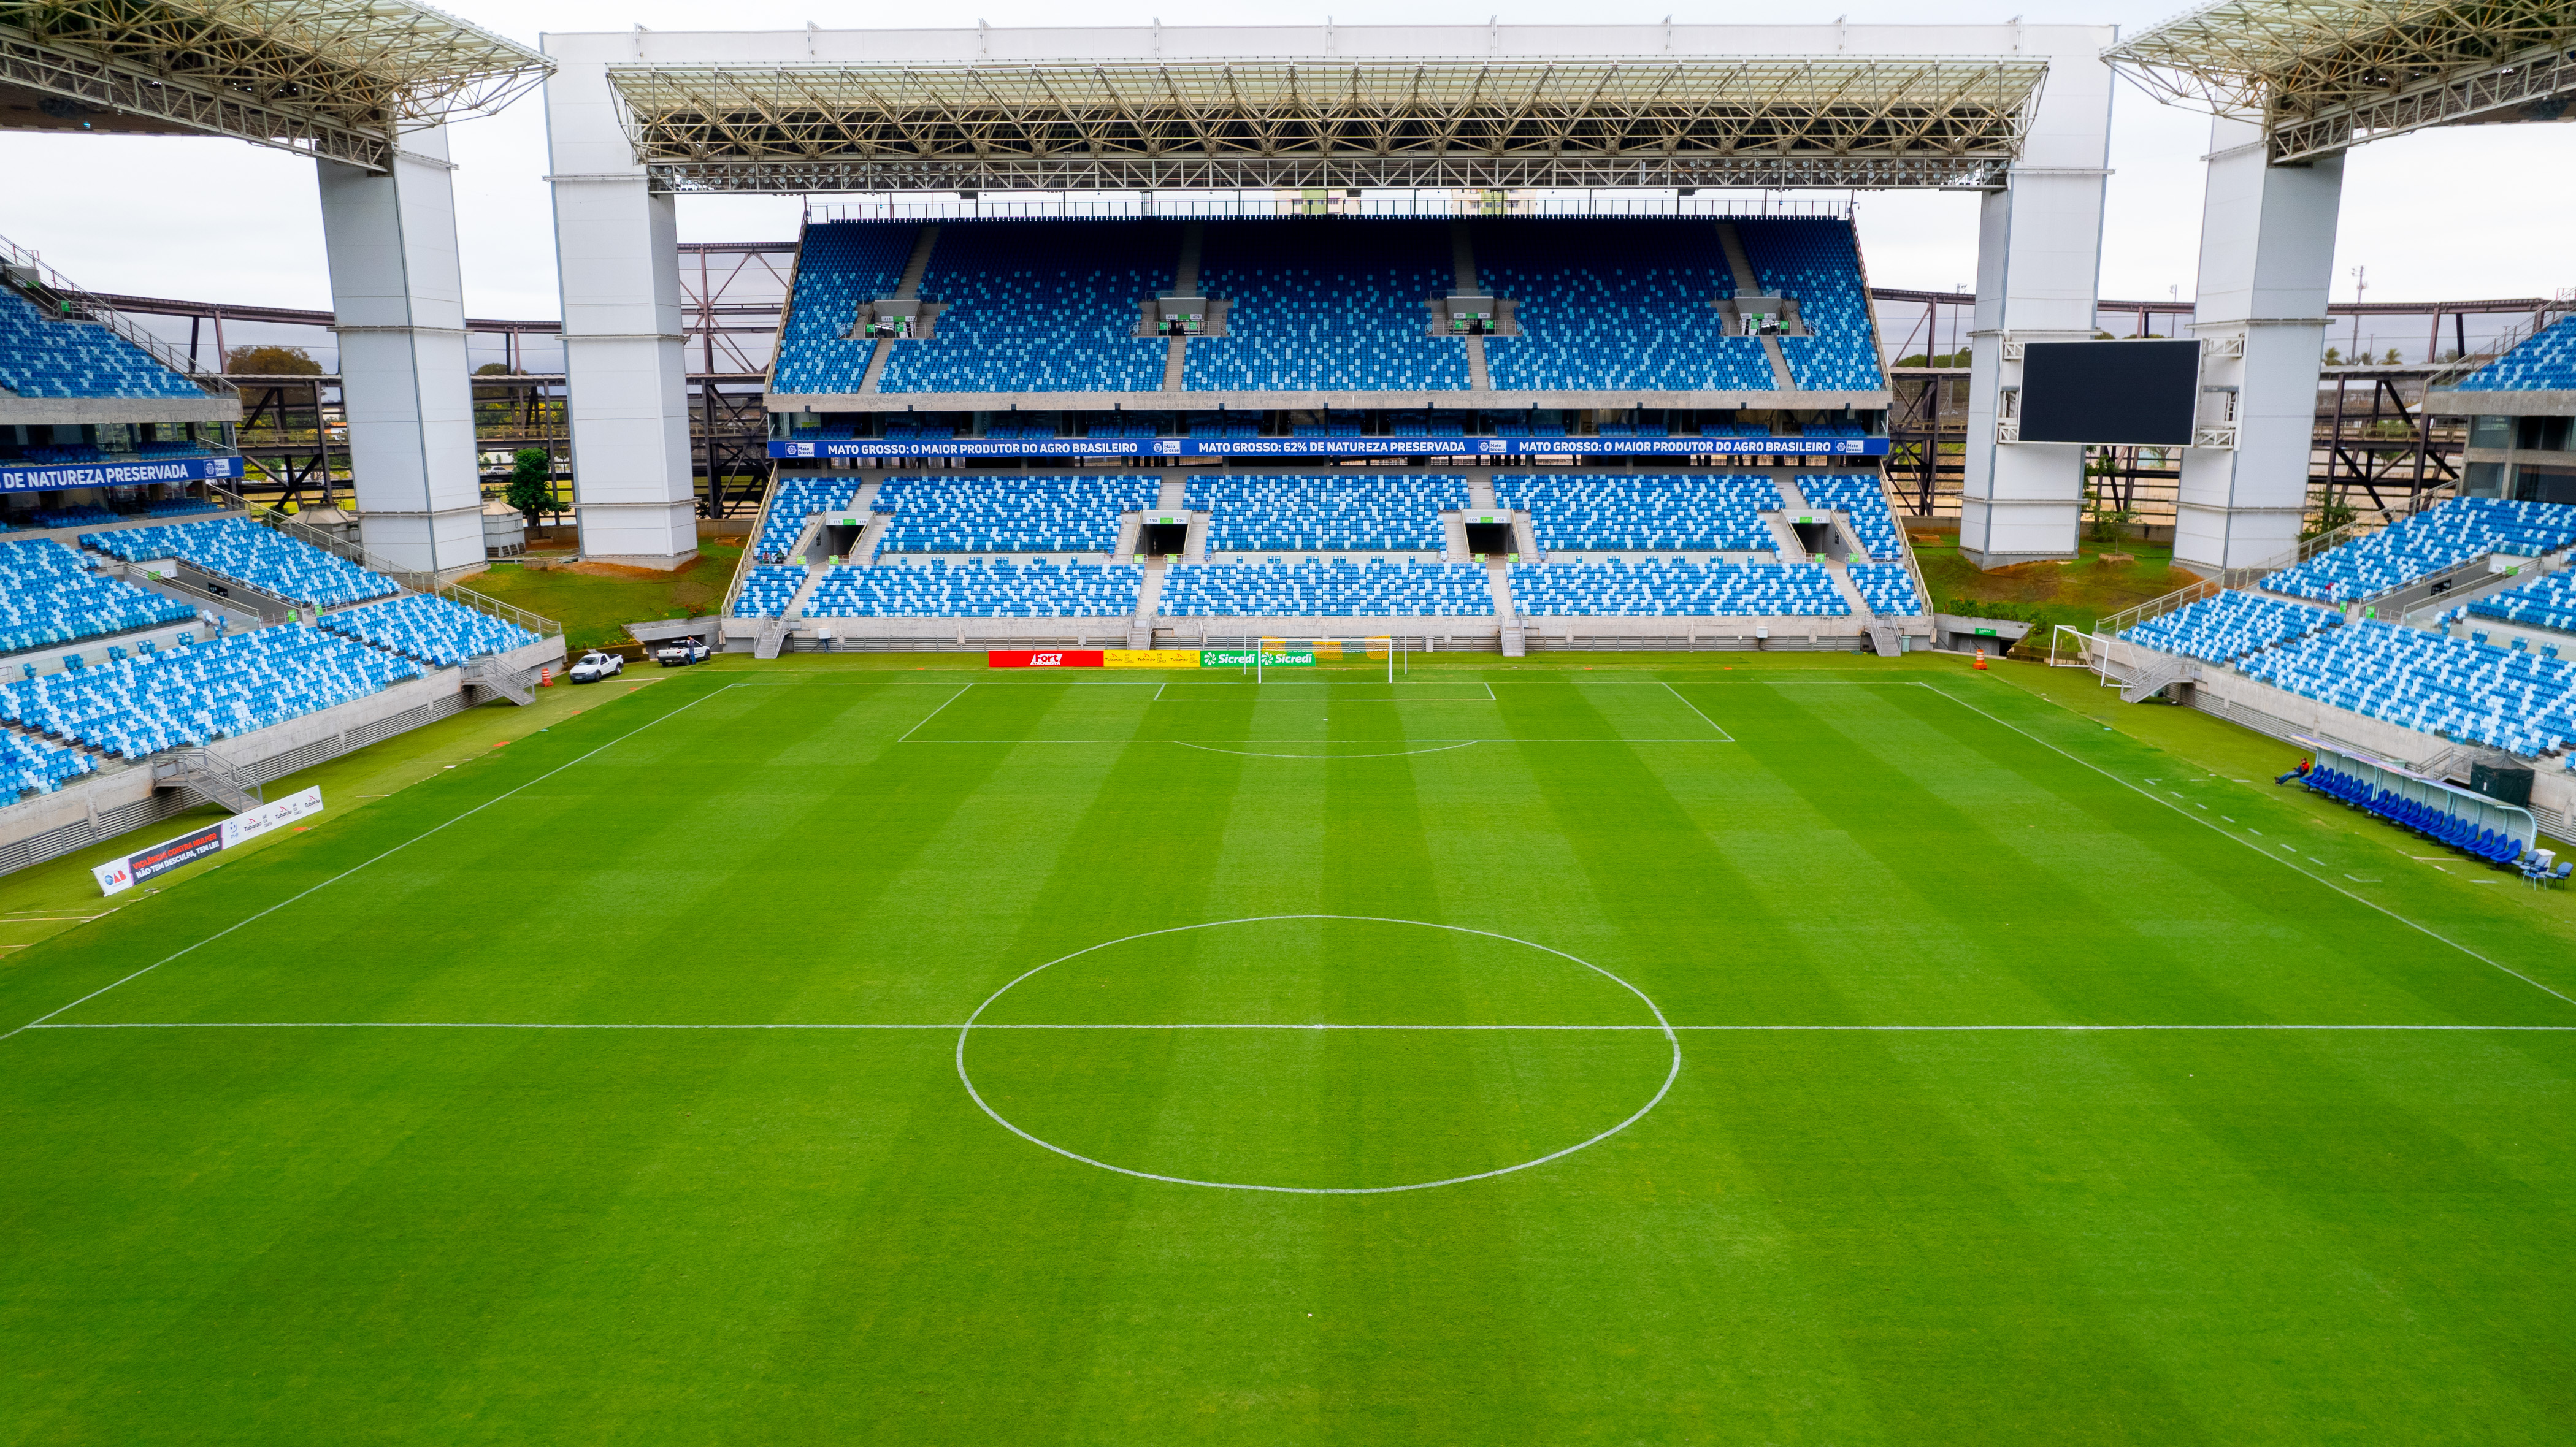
[1254,636,1400,683]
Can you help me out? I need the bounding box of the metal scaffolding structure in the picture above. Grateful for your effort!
[609,57,2050,193]
[2105,0,2576,161]
[0,0,549,169]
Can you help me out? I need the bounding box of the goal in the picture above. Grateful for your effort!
[1254,635,1401,683]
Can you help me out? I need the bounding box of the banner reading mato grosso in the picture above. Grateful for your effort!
[91,786,325,896]
[987,649,1313,670]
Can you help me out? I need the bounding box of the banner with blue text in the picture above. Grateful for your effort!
[772,437,1885,462]
[0,454,245,494]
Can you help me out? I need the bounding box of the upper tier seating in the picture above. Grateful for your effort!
[23,504,116,528]
[2261,498,2576,604]
[0,538,195,655]
[1476,220,1775,392]
[881,221,1175,394]
[1158,559,1493,617]
[874,474,1157,554]
[769,221,919,394]
[803,559,1143,618]
[1492,473,1780,552]
[0,731,91,798]
[1796,474,1901,559]
[1508,559,1850,616]
[754,476,862,560]
[1847,563,1923,616]
[733,565,807,618]
[316,594,537,667]
[1187,474,1470,552]
[2456,316,2576,392]
[1737,219,1885,391]
[0,627,420,758]
[81,517,397,608]
[2118,589,2340,663]
[1182,221,1471,392]
[137,497,223,520]
[0,289,202,399]
[2237,619,2576,757]
[2466,568,2576,635]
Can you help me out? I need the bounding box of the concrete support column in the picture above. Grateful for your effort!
[318,123,483,578]
[2175,115,2344,575]
[1958,40,2115,569]
[543,37,697,568]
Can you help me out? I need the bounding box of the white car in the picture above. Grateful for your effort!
[654,638,711,667]
[569,651,624,683]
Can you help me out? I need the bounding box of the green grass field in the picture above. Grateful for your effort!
[6,653,2575,1443]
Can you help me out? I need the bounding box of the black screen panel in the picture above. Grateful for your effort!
[2018,340,2199,446]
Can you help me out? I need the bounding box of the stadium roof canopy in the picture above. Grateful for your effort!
[0,0,551,169]
[606,56,2052,193]
[2104,0,2576,162]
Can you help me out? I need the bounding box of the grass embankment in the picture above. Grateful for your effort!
[1909,528,2200,647]
[462,538,743,652]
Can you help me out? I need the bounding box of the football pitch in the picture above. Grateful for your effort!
[4,655,2574,1443]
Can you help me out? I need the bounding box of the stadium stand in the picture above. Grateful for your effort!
[769,221,919,394]
[0,730,92,798]
[1187,474,1469,552]
[2299,763,2531,866]
[0,538,195,655]
[2236,619,2576,757]
[1737,218,1885,391]
[2117,589,2341,663]
[2464,568,2576,636]
[1847,562,1924,616]
[1476,220,1775,392]
[804,558,1144,618]
[1158,559,1493,616]
[2260,498,2576,604]
[23,504,117,528]
[753,476,862,560]
[1181,221,1472,392]
[880,221,1175,394]
[874,474,1157,554]
[1492,473,1780,553]
[1508,559,1850,616]
[733,565,808,618]
[2455,316,2576,391]
[81,517,398,608]
[1796,474,1902,559]
[316,594,539,668]
[0,287,203,399]
[0,627,420,758]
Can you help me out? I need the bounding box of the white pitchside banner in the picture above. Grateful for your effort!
[92,786,325,896]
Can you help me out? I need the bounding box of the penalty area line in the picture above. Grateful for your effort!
[27,1021,2575,1033]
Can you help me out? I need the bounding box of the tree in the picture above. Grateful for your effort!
[2383,347,2403,365]
[473,362,518,376]
[226,344,321,376]
[2323,346,2344,365]
[504,448,554,526]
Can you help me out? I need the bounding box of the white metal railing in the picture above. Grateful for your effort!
[198,483,561,641]
[0,231,236,399]
[2422,297,2576,392]
[2090,501,2432,640]
[805,190,1853,224]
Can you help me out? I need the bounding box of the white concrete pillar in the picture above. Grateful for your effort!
[318,123,484,578]
[542,34,697,568]
[2174,115,2344,575]
[1958,36,2116,569]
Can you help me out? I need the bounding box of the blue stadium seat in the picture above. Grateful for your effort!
[768,221,920,394]
[2119,589,2340,662]
[0,289,203,399]
[2261,498,2576,603]
[1476,220,1774,392]
[0,539,194,654]
[80,518,397,608]
[1509,559,1850,617]
[1493,473,1779,553]
[1796,474,1903,559]
[1737,218,1886,391]
[881,221,1176,394]
[1159,559,1493,617]
[0,626,421,758]
[804,558,1144,618]
[2456,316,2576,392]
[754,477,863,560]
[1847,563,1923,616]
[1186,475,1469,553]
[2238,619,2576,757]
[1183,221,1471,393]
[875,474,1157,554]
[315,594,539,667]
[2465,568,2576,636]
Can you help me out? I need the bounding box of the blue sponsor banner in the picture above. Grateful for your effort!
[0,454,246,494]
[771,436,1887,461]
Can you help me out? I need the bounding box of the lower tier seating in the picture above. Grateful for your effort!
[0,538,194,656]
[1796,474,1902,559]
[734,565,808,618]
[1493,473,1779,552]
[2237,619,2576,757]
[1847,563,1923,616]
[1187,474,1469,553]
[317,594,538,668]
[1508,560,1849,616]
[82,517,397,608]
[2118,589,2340,663]
[0,627,421,758]
[2456,315,2576,392]
[0,731,93,798]
[1158,560,1493,617]
[2261,498,2576,604]
[875,474,1157,554]
[755,477,862,560]
[804,559,1143,618]
[2464,568,2576,636]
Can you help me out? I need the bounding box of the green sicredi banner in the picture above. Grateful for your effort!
[1202,649,1314,668]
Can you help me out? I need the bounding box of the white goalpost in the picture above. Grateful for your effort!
[1253,636,1402,684]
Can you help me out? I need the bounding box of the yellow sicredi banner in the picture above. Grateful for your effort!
[1102,649,1203,670]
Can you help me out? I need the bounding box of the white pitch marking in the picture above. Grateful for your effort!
[1657,681,1736,741]
[1,683,746,1044]
[1171,741,1484,760]
[31,1021,2576,1033]
[953,914,1682,1196]
[894,682,973,743]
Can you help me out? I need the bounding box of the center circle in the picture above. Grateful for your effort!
[954,915,1680,1194]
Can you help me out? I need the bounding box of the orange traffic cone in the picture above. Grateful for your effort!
[540,666,554,687]
[1972,647,1988,670]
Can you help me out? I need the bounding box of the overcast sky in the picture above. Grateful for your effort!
[2,0,2566,322]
